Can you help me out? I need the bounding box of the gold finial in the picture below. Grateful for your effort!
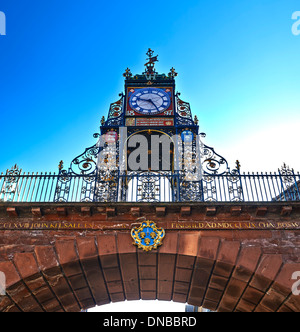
[101,116,106,126]
[236,160,241,171]
[123,67,132,78]
[168,67,178,78]
[194,115,199,125]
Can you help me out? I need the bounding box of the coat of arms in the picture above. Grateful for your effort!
[131,220,165,252]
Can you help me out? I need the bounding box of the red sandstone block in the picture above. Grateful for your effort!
[140,279,156,292]
[141,291,156,301]
[242,286,264,305]
[103,267,122,282]
[34,246,59,271]
[256,207,268,217]
[214,241,240,277]
[180,206,191,217]
[232,246,262,282]
[205,287,223,302]
[283,295,300,312]
[206,207,216,216]
[97,234,119,269]
[281,206,292,216]
[31,207,42,216]
[273,262,300,296]
[223,277,247,301]
[235,299,256,312]
[55,240,78,265]
[176,255,195,270]
[13,252,39,279]
[55,240,82,276]
[0,261,20,288]
[110,292,125,303]
[117,232,136,254]
[97,234,117,256]
[156,206,166,217]
[197,237,220,261]
[119,253,138,281]
[158,280,173,295]
[106,280,124,294]
[76,237,98,259]
[175,267,193,283]
[158,232,178,254]
[56,207,67,216]
[277,304,294,312]
[260,287,286,311]
[138,251,157,266]
[6,207,18,217]
[178,233,200,257]
[173,281,189,294]
[230,206,242,216]
[139,266,156,280]
[202,299,218,311]
[172,293,187,303]
[123,280,139,300]
[81,206,91,216]
[130,207,140,217]
[106,207,116,217]
[250,254,283,292]
[209,274,228,291]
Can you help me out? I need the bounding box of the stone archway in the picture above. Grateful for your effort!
[0,202,300,312]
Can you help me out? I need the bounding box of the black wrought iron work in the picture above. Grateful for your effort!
[1,168,299,203]
[0,165,22,202]
[275,163,300,201]
[2,50,299,205]
[175,93,195,127]
[120,171,178,203]
[103,94,124,127]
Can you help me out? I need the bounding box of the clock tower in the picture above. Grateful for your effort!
[58,49,232,204]
[98,49,202,202]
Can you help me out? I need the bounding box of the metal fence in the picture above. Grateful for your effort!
[1,167,299,203]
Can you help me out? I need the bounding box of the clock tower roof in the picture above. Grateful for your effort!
[123,48,178,87]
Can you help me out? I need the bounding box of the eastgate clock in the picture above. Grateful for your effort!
[129,88,171,115]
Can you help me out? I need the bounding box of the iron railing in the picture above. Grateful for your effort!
[1,167,299,203]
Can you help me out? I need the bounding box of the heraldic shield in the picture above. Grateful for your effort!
[131,220,165,252]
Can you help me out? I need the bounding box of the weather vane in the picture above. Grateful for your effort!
[144,48,159,80]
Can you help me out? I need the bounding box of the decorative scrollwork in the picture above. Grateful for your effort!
[199,136,229,175]
[104,94,124,127]
[0,165,22,202]
[276,163,300,201]
[70,144,99,175]
[175,93,195,126]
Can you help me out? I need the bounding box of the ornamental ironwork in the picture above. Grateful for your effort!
[1,50,299,204]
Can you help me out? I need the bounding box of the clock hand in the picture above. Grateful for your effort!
[136,97,159,111]
[147,98,160,112]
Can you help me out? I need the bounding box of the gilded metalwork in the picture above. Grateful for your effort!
[131,220,165,251]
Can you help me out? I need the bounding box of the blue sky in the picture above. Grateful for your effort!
[0,0,300,173]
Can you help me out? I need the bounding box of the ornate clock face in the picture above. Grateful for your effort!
[129,88,171,115]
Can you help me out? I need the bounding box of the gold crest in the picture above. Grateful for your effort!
[131,220,165,252]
